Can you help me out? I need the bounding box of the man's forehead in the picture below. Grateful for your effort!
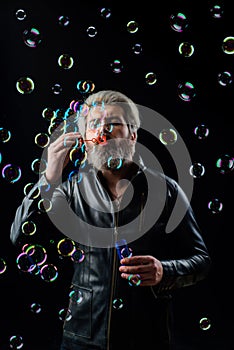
[87,104,124,119]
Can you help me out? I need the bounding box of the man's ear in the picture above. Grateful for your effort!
[130,131,137,141]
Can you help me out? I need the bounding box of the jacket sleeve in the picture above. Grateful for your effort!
[156,178,212,293]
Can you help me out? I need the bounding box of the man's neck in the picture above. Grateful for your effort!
[99,161,138,200]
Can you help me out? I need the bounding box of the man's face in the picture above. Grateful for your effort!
[84,104,136,170]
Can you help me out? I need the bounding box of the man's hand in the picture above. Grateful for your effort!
[46,132,82,184]
[119,255,163,286]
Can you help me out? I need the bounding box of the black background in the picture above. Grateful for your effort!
[1,0,234,349]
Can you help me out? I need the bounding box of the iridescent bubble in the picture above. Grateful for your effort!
[159,128,177,145]
[9,334,24,349]
[170,12,188,32]
[42,107,55,121]
[127,20,139,33]
[52,83,62,95]
[178,81,196,101]
[2,164,22,183]
[58,54,74,69]
[178,42,194,57]
[59,308,72,321]
[100,7,111,19]
[145,72,157,85]
[113,298,124,310]
[40,264,58,282]
[222,36,234,54]
[189,162,205,178]
[31,158,47,174]
[0,257,7,274]
[71,248,85,263]
[194,124,209,140]
[199,317,211,330]
[30,303,42,314]
[210,4,224,19]
[216,154,234,174]
[35,132,50,148]
[16,76,34,94]
[107,157,123,170]
[38,198,52,212]
[21,220,37,235]
[77,79,95,93]
[217,71,232,86]
[58,15,70,27]
[128,274,141,286]
[57,238,76,257]
[69,99,84,113]
[23,27,41,48]
[69,289,83,304]
[16,252,36,273]
[26,244,47,266]
[15,9,26,21]
[87,26,97,38]
[0,127,11,142]
[110,59,123,73]
[132,43,143,55]
[23,182,40,198]
[208,198,223,214]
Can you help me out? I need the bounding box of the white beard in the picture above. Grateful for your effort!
[87,138,135,170]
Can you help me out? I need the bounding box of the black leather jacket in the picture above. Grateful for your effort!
[10,162,211,350]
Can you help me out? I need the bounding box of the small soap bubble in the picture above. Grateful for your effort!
[71,248,85,263]
[52,83,62,95]
[57,238,76,257]
[132,43,143,55]
[170,12,188,32]
[145,72,157,85]
[77,80,95,93]
[87,26,97,37]
[59,308,72,321]
[40,264,58,282]
[217,71,232,86]
[0,258,7,274]
[222,36,234,54]
[159,128,177,145]
[178,81,196,101]
[31,158,47,174]
[178,42,194,57]
[35,132,50,148]
[128,274,141,286]
[216,154,234,174]
[15,9,26,21]
[0,127,11,142]
[110,59,123,73]
[30,302,42,314]
[23,27,42,48]
[2,164,22,183]
[194,124,209,140]
[9,334,24,349]
[99,7,111,19]
[127,20,139,33]
[189,162,205,178]
[199,317,211,330]
[58,54,74,69]
[113,298,124,310]
[21,220,36,235]
[42,107,55,121]
[16,77,34,94]
[208,198,223,214]
[210,4,224,19]
[58,15,70,27]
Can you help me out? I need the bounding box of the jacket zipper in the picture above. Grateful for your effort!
[107,200,120,350]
